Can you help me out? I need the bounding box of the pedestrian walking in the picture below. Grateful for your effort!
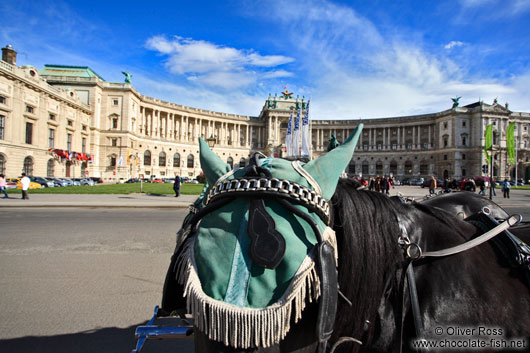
[502,178,511,199]
[173,175,181,197]
[21,173,30,200]
[429,176,437,195]
[0,174,8,198]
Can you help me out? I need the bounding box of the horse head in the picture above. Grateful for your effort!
[173,126,363,352]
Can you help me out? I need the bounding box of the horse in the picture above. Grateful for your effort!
[159,129,529,353]
[420,191,530,244]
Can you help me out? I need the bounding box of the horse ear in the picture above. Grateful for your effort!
[303,124,363,199]
[199,138,231,185]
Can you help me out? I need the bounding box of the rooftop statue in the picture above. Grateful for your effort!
[451,96,461,108]
[122,71,132,84]
[327,134,340,152]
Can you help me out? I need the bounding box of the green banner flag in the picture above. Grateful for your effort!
[507,122,515,164]
[484,124,493,163]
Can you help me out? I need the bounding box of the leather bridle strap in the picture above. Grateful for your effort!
[417,214,521,259]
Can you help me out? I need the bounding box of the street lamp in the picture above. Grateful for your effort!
[207,135,216,149]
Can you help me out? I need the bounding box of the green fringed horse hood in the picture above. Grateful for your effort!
[176,125,363,348]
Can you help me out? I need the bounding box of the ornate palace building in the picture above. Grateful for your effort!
[1,45,530,182]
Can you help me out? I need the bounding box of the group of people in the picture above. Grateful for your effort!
[0,173,30,199]
[363,176,394,195]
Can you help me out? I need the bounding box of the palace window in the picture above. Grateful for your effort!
[159,152,166,167]
[111,138,117,147]
[239,157,246,168]
[0,115,4,140]
[67,133,72,151]
[23,156,33,175]
[0,96,6,104]
[110,156,116,167]
[47,159,54,177]
[0,154,5,174]
[144,151,151,166]
[462,154,466,160]
[67,120,73,126]
[48,128,55,148]
[187,154,194,168]
[49,113,56,120]
[82,138,86,153]
[462,121,466,127]
[25,122,33,144]
[82,124,87,131]
[443,122,448,129]
[26,105,34,114]
[112,118,118,129]
[173,153,180,167]
[113,99,119,105]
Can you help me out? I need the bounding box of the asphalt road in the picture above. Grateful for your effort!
[0,191,528,353]
[0,208,192,353]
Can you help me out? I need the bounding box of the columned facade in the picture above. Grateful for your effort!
[1,49,530,182]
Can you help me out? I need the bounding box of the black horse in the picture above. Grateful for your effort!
[421,191,530,243]
[163,178,529,353]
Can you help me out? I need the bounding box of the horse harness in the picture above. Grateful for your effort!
[396,206,526,352]
[172,157,339,353]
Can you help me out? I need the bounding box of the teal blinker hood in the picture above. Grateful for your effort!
[176,124,363,349]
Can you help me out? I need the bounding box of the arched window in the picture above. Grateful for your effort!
[420,163,429,175]
[187,154,194,168]
[0,153,5,175]
[239,157,246,168]
[348,163,355,174]
[173,153,180,167]
[23,156,34,176]
[375,162,383,175]
[47,159,55,177]
[81,162,87,177]
[390,161,398,175]
[404,161,413,176]
[159,152,166,167]
[227,157,233,169]
[362,161,369,175]
[143,150,151,166]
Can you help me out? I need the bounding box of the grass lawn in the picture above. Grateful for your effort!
[6,183,205,195]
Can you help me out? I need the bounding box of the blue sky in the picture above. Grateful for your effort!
[2,0,530,119]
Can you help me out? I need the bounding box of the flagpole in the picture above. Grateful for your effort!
[515,136,518,184]
[489,127,493,200]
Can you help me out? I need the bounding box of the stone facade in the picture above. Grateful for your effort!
[1,47,530,182]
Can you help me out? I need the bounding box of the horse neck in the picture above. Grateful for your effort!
[331,180,405,347]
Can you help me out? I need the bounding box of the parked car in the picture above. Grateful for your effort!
[46,177,67,187]
[125,178,140,183]
[58,178,74,186]
[31,176,54,187]
[140,178,151,183]
[189,178,199,184]
[151,178,163,183]
[400,178,410,185]
[65,178,80,186]
[5,178,18,190]
[165,178,175,183]
[421,179,444,188]
[7,177,42,189]
[90,177,103,184]
[73,178,94,186]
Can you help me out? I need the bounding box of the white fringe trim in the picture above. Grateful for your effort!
[176,238,322,348]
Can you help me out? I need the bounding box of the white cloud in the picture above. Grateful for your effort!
[145,35,294,89]
[444,41,465,50]
[236,0,530,118]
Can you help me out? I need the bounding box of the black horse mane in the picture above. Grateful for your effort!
[330,178,405,349]
[329,178,474,351]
